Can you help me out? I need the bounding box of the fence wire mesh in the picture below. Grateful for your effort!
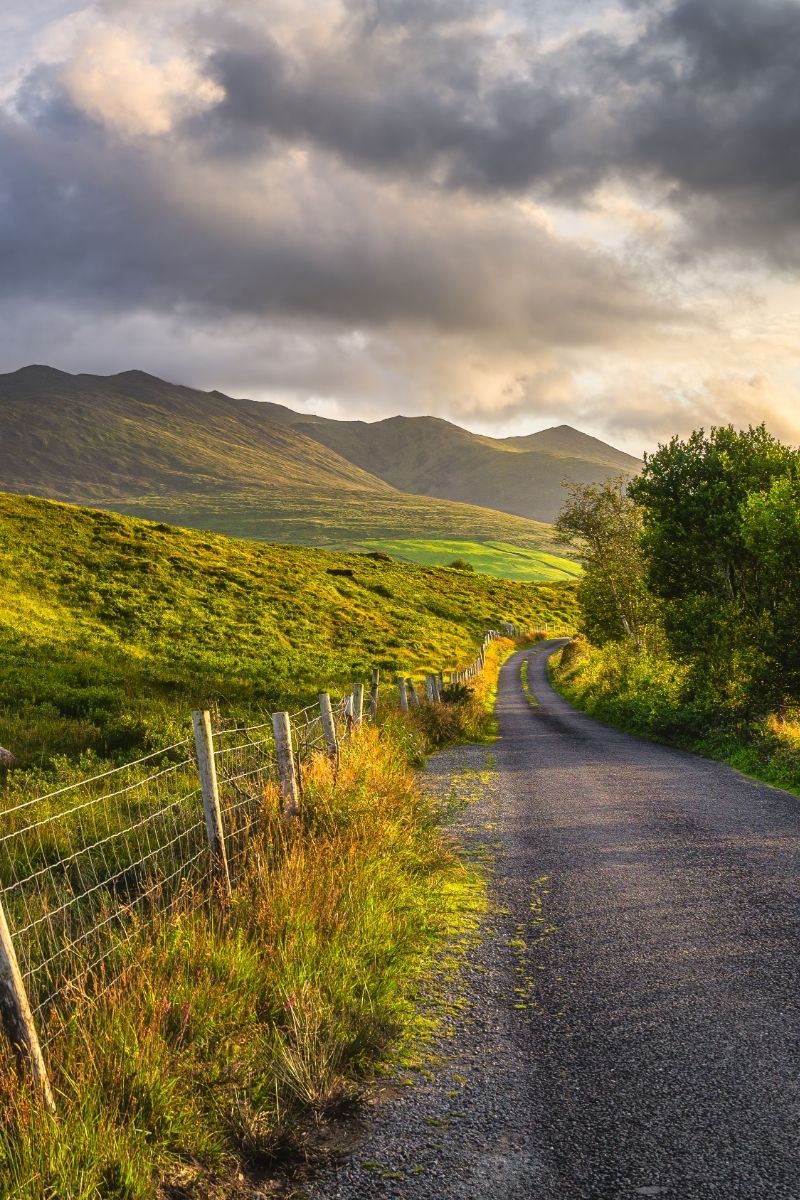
[212,722,277,880]
[289,703,328,774]
[0,742,206,1047]
[0,628,522,1072]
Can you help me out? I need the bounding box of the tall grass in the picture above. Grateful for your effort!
[0,726,486,1199]
[0,639,519,1198]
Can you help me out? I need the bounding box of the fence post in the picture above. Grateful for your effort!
[0,899,55,1112]
[272,712,300,820]
[406,678,420,709]
[397,677,409,712]
[369,669,380,721]
[192,711,233,899]
[425,675,436,703]
[437,672,444,699]
[352,683,364,726]
[319,693,339,762]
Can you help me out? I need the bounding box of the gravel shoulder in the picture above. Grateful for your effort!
[307,641,800,1200]
[304,735,552,1200]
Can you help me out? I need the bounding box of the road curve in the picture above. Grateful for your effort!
[502,641,800,1198]
[307,641,800,1200]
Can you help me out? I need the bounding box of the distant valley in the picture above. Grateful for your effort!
[0,365,639,579]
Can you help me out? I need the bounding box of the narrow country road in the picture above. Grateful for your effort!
[308,641,800,1199]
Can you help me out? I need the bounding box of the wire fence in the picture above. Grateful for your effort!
[0,621,570,1100]
[0,743,205,1048]
[0,693,355,1069]
[212,721,277,882]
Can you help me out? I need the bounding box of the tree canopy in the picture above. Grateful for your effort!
[555,477,661,652]
[559,425,800,719]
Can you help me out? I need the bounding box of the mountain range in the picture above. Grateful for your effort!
[0,365,639,568]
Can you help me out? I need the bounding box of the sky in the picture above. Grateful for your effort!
[1,0,800,455]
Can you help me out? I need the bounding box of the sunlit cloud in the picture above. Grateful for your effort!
[1,0,799,455]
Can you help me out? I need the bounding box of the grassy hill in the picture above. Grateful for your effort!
[0,492,578,770]
[110,488,568,553]
[0,366,569,554]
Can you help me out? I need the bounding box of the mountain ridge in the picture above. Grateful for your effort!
[0,364,637,546]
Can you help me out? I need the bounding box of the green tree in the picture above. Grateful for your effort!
[556,477,661,651]
[741,475,800,710]
[628,424,799,714]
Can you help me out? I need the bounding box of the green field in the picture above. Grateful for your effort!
[0,492,578,772]
[110,488,567,553]
[358,538,582,581]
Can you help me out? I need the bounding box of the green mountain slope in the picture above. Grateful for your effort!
[292,413,641,523]
[0,493,578,769]
[0,366,565,552]
[0,365,390,498]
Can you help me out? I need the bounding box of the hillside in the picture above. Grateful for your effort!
[502,424,638,467]
[0,366,633,551]
[0,492,578,768]
[292,413,641,523]
[0,365,393,500]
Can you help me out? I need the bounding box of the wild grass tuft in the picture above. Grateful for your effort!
[0,727,486,1199]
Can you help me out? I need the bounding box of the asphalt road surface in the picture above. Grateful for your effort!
[310,641,800,1199]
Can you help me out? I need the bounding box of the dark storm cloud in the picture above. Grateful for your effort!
[0,103,664,345]
[202,17,578,192]
[194,0,800,256]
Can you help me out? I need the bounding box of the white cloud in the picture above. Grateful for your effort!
[59,24,222,136]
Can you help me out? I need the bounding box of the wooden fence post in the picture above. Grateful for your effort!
[319,693,339,762]
[192,710,232,899]
[437,673,444,699]
[425,675,436,703]
[272,712,300,820]
[0,899,55,1112]
[406,678,420,709]
[369,669,380,720]
[397,678,409,712]
[352,683,364,726]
